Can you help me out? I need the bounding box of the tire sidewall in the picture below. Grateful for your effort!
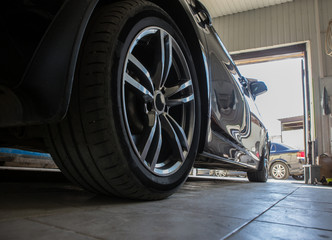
[262,158,268,181]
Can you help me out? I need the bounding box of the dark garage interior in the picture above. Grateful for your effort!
[1,0,332,239]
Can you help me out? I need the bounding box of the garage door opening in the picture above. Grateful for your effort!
[232,44,313,167]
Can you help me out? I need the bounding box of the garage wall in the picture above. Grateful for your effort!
[319,0,332,155]
[319,0,332,77]
[213,0,314,53]
[212,0,332,78]
[211,0,332,156]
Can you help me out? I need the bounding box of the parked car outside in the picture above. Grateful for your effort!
[210,170,247,178]
[191,169,246,178]
[269,142,305,180]
[0,0,269,200]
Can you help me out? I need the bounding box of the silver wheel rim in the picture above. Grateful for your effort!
[122,27,195,176]
[272,163,286,179]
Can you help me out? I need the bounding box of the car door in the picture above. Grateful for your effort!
[206,28,248,143]
[188,0,267,166]
[204,26,267,165]
[202,26,253,159]
[241,79,268,161]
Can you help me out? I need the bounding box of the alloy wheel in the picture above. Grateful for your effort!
[272,163,287,179]
[122,27,195,176]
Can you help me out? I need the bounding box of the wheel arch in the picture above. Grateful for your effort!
[269,158,290,172]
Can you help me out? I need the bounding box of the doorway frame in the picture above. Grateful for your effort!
[230,42,315,164]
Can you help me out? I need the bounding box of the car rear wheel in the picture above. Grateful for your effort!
[45,0,201,200]
[271,162,289,180]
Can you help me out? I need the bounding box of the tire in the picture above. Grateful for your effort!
[247,145,269,182]
[292,175,304,181]
[270,162,289,180]
[45,0,201,200]
[247,158,268,182]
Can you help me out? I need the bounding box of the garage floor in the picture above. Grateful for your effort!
[0,169,332,240]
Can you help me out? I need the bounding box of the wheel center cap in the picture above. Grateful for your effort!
[154,91,166,114]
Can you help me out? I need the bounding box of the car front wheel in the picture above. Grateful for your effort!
[247,144,269,182]
[45,0,201,200]
[247,158,268,182]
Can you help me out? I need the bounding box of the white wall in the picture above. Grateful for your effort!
[211,0,332,156]
[282,130,305,150]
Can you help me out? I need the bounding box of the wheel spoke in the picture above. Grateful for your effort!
[160,31,173,88]
[164,79,193,98]
[124,72,154,102]
[166,93,194,107]
[140,113,158,161]
[165,113,189,151]
[150,117,162,171]
[128,53,154,92]
[153,30,173,89]
[160,114,185,162]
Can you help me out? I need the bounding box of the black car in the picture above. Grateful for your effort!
[0,0,268,200]
[269,142,305,180]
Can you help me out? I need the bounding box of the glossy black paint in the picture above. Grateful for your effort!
[179,0,268,171]
[191,8,267,170]
[0,0,268,172]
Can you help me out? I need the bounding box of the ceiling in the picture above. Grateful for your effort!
[200,0,293,18]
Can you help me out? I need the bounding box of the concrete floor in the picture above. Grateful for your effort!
[0,169,332,240]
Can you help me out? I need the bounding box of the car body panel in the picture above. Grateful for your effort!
[197,23,267,170]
